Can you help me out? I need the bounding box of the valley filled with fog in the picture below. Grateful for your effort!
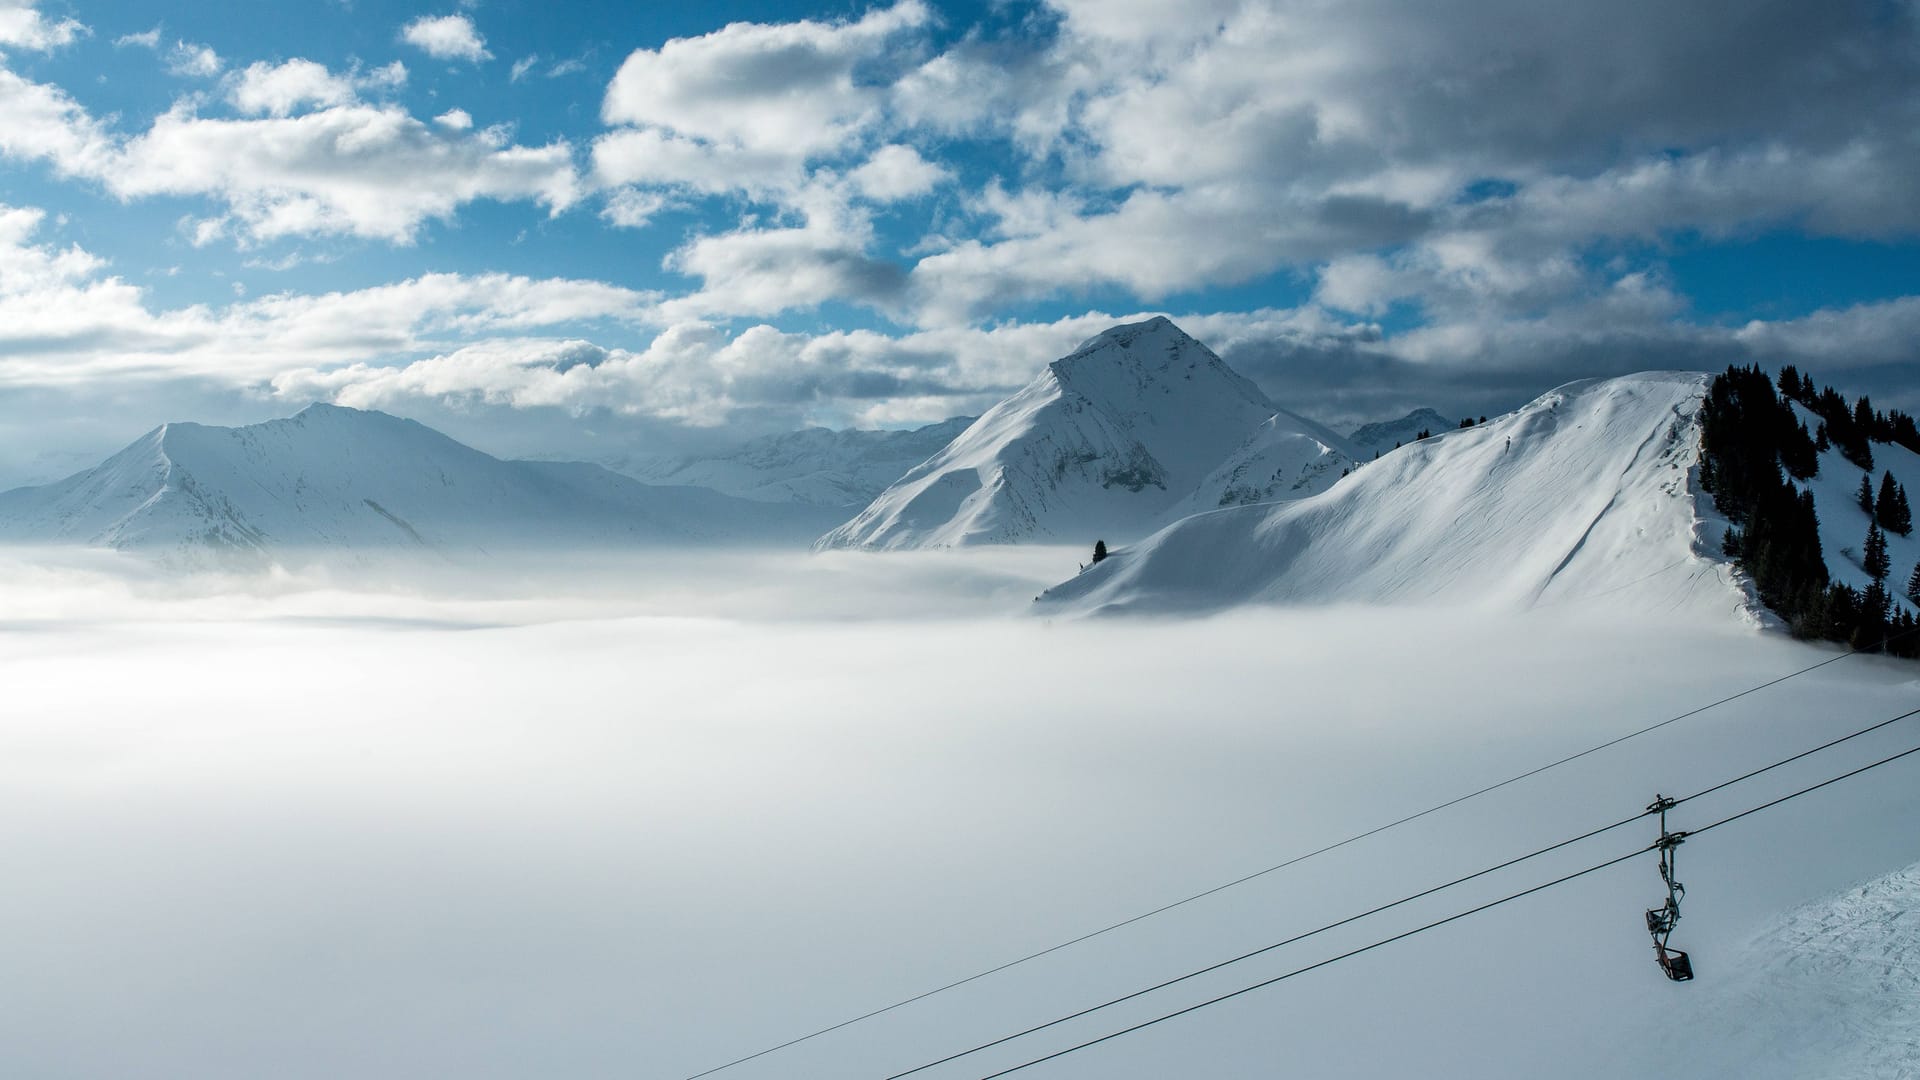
[5,548,1917,1080]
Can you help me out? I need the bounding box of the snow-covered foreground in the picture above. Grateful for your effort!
[3,552,1918,1080]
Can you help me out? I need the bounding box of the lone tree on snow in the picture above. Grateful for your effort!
[1865,521,1892,583]
[1877,471,1913,535]
[1092,540,1108,564]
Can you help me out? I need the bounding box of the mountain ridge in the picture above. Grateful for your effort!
[1035,371,1751,618]
[0,403,844,564]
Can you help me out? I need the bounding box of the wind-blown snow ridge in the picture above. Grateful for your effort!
[0,403,843,564]
[818,316,1355,549]
[1037,372,1752,619]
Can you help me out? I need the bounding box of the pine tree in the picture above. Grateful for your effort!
[1858,473,1876,514]
[1885,481,1914,536]
[1877,471,1901,530]
[1907,561,1920,604]
[1865,520,1891,582]
[1091,539,1108,564]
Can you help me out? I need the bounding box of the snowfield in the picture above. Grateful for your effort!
[2,552,1917,1080]
[1039,372,1751,619]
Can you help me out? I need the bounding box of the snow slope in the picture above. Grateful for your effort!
[1165,409,1358,520]
[1038,372,1748,618]
[1670,860,1920,1080]
[618,418,976,507]
[0,404,843,563]
[819,317,1350,549]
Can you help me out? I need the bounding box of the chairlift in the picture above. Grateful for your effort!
[1643,794,1695,983]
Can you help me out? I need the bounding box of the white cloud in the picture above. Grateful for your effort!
[433,108,472,131]
[0,1,86,52]
[601,0,929,158]
[112,27,159,50]
[0,63,578,244]
[848,144,945,201]
[600,187,666,229]
[0,202,663,388]
[591,126,801,196]
[228,59,358,117]
[400,13,490,63]
[660,185,905,320]
[509,54,538,82]
[0,67,117,177]
[166,40,221,78]
[113,104,580,243]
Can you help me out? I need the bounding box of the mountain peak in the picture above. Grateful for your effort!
[818,318,1317,550]
[1066,314,1184,357]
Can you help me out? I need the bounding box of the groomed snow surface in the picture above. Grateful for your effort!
[2,555,1918,1080]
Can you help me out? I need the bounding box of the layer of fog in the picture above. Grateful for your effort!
[3,549,1919,1079]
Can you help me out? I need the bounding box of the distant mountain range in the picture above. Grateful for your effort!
[1346,407,1458,456]
[612,417,976,507]
[0,404,843,565]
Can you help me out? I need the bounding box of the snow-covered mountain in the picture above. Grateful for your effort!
[1348,407,1456,456]
[617,417,975,507]
[0,404,843,564]
[819,317,1354,550]
[1037,372,1749,618]
[1165,409,1359,520]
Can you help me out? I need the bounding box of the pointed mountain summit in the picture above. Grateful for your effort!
[818,317,1350,549]
[0,403,841,563]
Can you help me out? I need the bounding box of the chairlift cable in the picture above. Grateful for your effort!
[881,702,1920,1080]
[964,735,1920,1080]
[678,635,1913,1080]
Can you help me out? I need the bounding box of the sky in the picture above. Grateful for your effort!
[3,0,1920,482]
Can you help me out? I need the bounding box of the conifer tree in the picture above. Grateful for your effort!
[1859,474,1876,514]
[1880,479,1913,536]
[1907,561,1920,604]
[1091,539,1108,564]
[1864,520,1891,582]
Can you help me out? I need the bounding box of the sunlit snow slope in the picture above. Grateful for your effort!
[1673,860,1920,1080]
[819,317,1354,549]
[1038,372,1749,618]
[0,404,842,563]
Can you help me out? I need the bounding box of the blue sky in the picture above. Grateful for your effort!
[2,0,1919,481]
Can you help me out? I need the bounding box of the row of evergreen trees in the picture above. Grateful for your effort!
[1776,364,1920,471]
[1699,365,1918,658]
